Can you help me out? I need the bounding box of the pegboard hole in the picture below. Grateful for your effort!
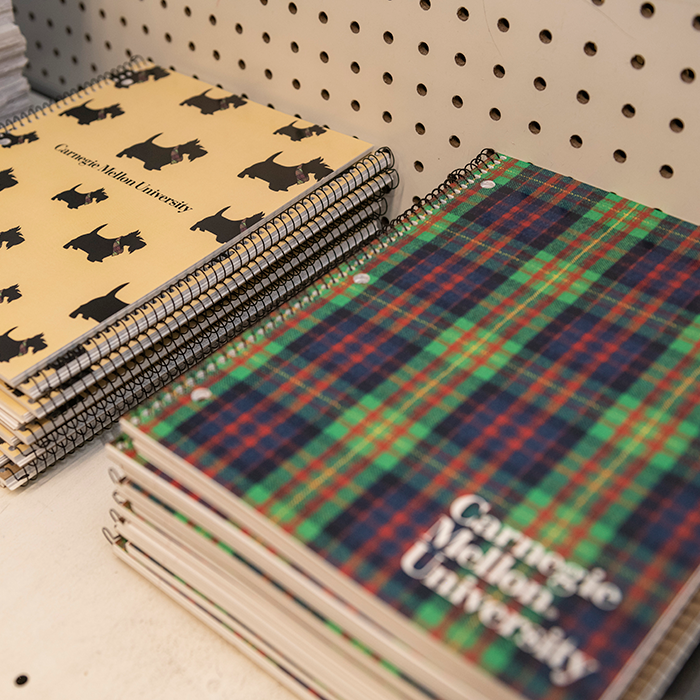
[570,134,583,148]
[260,0,267,5]
[457,7,469,21]
[415,122,426,135]
[262,32,271,43]
[350,21,360,34]
[490,108,502,121]
[417,83,428,96]
[238,59,246,70]
[576,90,590,104]
[351,62,360,73]
[383,111,392,123]
[290,41,299,52]
[613,149,627,163]
[184,6,191,17]
[142,25,149,35]
[631,54,645,69]
[412,196,421,205]
[383,31,394,44]
[351,100,361,111]
[15,676,28,687]
[681,68,696,83]
[497,18,510,32]
[493,64,505,78]
[321,89,330,100]
[320,51,329,63]
[455,52,466,66]
[660,165,674,179]
[383,72,393,84]
[449,135,461,148]
[319,11,328,23]
[670,118,684,133]
[452,95,463,108]
[591,0,604,5]
[694,16,700,30]
[534,77,547,91]
[209,14,217,25]
[418,42,430,55]
[414,161,424,172]
[528,121,541,134]
[622,103,636,117]
[292,78,300,89]
[212,50,220,60]
[120,16,127,26]
[235,24,243,34]
[188,41,195,52]
[264,69,273,79]
[584,42,597,56]
[85,32,92,42]
[640,3,654,17]
[539,29,552,43]
[420,0,431,9]
[288,2,297,14]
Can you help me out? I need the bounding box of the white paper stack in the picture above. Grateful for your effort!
[0,0,31,123]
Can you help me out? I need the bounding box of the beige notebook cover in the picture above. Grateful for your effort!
[0,59,371,386]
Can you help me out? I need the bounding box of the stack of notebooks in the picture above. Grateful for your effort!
[0,0,30,122]
[106,150,700,700]
[0,57,396,488]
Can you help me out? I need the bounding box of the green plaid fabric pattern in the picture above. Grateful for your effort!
[128,154,700,700]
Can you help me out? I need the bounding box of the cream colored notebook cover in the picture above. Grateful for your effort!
[0,59,371,386]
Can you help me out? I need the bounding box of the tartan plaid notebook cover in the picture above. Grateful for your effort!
[122,152,700,700]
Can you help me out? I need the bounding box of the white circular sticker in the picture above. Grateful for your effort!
[353,273,371,284]
[190,387,213,402]
[480,180,496,189]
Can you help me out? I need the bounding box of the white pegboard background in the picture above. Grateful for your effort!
[11,0,700,224]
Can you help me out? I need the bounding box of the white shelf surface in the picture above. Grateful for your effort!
[0,440,296,700]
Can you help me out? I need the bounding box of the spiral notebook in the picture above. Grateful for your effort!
[0,57,377,388]
[0,57,395,486]
[112,150,700,700]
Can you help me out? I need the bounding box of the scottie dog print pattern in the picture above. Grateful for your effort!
[0,131,39,149]
[117,134,207,171]
[0,58,372,385]
[64,225,146,262]
[180,90,247,115]
[238,152,334,192]
[60,100,125,125]
[52,185,108,209]
[190,208,265,244]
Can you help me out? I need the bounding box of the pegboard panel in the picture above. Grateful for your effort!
[12,0,700,223]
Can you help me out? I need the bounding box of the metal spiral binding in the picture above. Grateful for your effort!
[11,213,386,483]
[22,180,394,422]
[24,148,396,396]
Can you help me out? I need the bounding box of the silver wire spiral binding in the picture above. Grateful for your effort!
[25,148,396,397]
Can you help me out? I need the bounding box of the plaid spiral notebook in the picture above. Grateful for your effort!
[119,151,700,700]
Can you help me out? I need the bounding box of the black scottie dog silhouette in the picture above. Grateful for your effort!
[0,327,47,363]
[180,89,247,115]
[117,134,207,171]
[60,100,124,125]
[0,284,21,303]
[64,224,146,262]
[0,168,18,192]
[0,131,39,148]
[190,208,265,244]
[111,65,170,89]
[273,121,327,142]
[238,152,333,192]
[0,227,23,250]
[52,185,108,209]
[69,283,130,323]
